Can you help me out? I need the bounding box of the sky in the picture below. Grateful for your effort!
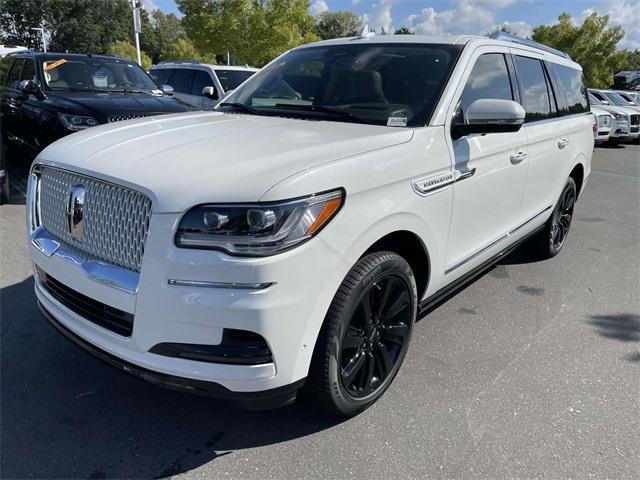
[142,0,640,50]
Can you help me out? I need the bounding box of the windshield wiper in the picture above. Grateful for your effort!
[218,102,264,115]
[106,88,153,95]
[272,103,379,124]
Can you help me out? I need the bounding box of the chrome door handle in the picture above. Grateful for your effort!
[510,151,527,164]
[558,138,569,149]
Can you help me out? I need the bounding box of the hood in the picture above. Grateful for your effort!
[595,105,632,118]
[37,112,413,212]
[47,91,195,120]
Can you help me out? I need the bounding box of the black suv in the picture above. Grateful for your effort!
[0,52,196,191]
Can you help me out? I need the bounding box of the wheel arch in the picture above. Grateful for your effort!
[569,162,585,198]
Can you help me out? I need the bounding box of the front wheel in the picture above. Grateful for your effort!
[306,251,417,416]
[533,177,577,259]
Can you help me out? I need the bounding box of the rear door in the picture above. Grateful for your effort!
[444,48,529,277]
[512,52,565,223]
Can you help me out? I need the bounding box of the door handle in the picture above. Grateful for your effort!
[510,151,527,164]
[558,138,570,149]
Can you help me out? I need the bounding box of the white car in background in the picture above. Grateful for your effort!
[614,90,640,107]
[27,33,593,416]
[589,92,633,143]
[591,106,612,144]
[589,89,640,142]
[149,61,258,109]
[0,44,28,58]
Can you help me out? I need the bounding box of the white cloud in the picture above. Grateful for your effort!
[499,20,533,38]
[584,1,640,50]
[364,0,397,34]
[140,0,159,12]
[309,0,329,17]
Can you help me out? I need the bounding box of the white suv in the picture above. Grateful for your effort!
[149,62,258,109]
[27,33,593,416]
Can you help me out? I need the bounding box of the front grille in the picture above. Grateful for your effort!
[38,267,134,336]
[38,166,152,272]
[108,114,149,123]
[630,114,639,126]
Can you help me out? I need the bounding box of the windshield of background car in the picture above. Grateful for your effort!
[216,70,255,91]
[40,56,159,93]
[603,91,631,107]
[223,43,462,127]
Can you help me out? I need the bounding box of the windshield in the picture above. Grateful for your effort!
[589,93,602,105]
[220,43,461,127]
[216,69,255,91]
[40,56,159,93]
[617,92,638,105]
[602,91,631,107]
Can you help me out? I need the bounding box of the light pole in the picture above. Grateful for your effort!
[30,27,47,52]
[130,0,142,66]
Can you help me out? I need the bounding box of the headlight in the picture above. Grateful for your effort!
[612,112,625,120]
[598,115,611,127]
[58,113,99,131]
[175,189,344,256]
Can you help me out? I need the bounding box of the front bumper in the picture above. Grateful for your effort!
[30,211,350,397]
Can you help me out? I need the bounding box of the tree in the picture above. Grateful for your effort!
[314,11,362,40]
[394,27,413,35]
[145,10,186,63]
[532,12,627,88]
[178,0,318,66]
[108,40,152,70]
[162,37,216,63]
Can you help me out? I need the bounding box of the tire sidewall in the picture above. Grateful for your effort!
[548,177,577,256]
[326,254,417,416]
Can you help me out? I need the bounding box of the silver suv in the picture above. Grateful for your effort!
[149,61,257,109]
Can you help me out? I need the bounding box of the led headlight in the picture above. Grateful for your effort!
[598,115,611,127]
[58,113,99,131]
[176,189,344,256]
[611,112,625,121]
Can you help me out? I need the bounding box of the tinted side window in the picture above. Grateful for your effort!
[515,56,552,122]
[170,69,194,94]
[554,64,589,114]
[150,68,171,85]
[20,59,36,82]
[191,70,214,95]
[460,53,513,115]
[6,59,24,89]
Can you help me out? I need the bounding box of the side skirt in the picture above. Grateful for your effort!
[418,224,545,317]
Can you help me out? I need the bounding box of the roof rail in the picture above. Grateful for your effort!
[489,32,572,60]
[157,60,200,65]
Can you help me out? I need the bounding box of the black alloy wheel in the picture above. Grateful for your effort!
[533,176,577,259]
[306,251,417,416]
[339,274,412,399]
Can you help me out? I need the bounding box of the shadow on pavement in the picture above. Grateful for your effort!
[587,313,640,342]
[0,277,343,479]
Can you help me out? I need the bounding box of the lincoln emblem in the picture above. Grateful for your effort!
[67,185,86,240]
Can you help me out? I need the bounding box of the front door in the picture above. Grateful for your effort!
[444,49,529,277]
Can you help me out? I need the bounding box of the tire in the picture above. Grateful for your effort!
[306,251,417,416]
[532,177,577,259]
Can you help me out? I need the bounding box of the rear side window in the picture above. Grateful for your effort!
[6,59,24,89]
[170,69,194,94]
[514,56,553,122]
[554,64,589,114]
[460,53,514,115]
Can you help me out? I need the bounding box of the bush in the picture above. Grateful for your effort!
[107,40,152,70]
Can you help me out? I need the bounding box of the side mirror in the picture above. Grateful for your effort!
[19,79,38,94]
[202,86,218,99]
[452,99,525,140]
[161,84,174,96]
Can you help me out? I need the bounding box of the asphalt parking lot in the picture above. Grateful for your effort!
[1,143,639,479]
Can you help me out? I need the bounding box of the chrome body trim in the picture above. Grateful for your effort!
[167,279,276,290]
[412,167,476,196]
[445,205,552,275]
[30,229,139,294]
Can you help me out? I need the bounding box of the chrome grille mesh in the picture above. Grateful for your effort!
[39,167,152,272]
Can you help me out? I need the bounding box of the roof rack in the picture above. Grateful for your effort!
[157,60,201,65]
[489,32,572,60]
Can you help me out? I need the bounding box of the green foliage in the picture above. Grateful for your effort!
[532,12,627,88]
[621,50,640,70]
[108,40,152,70]
[314,11,362,40]
[394,27,413,35]
[162,37,216,64]
[145,10,186,63]
[177,0,319,66]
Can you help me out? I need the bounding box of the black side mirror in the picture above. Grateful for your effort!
[19,79,39,95]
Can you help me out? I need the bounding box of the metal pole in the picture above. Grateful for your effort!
[227,51,230,65]
[131,0,142,66]
[30,27,46,52]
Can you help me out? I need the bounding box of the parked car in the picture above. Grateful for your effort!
[0,51,196,159]
[0,44,28,58]
[589,93,633,143]
[614,90,640,106]
[27,33,593,416]
[589,89,640,142]
[591,106,612,144]
[149,61,258,109]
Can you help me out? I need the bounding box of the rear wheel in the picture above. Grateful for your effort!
[306,251,417,416]
[533,177,577,259]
